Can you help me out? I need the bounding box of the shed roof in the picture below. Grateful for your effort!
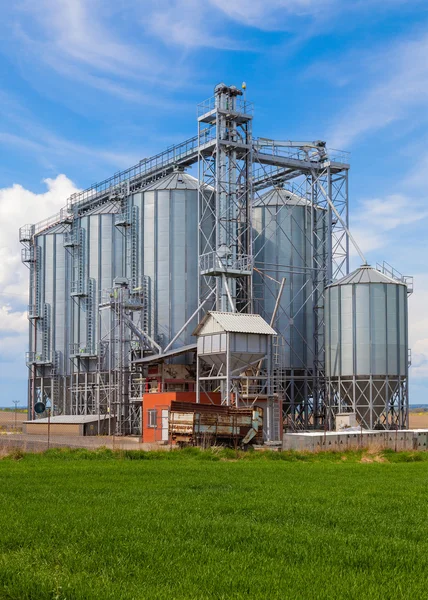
[193,311,276,336]
[25,415,113,425]
[328,265,405,287]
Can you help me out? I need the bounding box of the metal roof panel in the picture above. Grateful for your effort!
[194,312,277,335]
[328,265,405,287]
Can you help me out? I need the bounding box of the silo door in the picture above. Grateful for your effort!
[161,410,169,442]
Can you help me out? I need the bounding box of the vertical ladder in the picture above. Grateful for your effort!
[51,351,61,414]
[272,399,281,442]
[71,228,86,296]
[126,206,139,290]
[29,246,42,318]
[143,275,150,334]
[42,303,51,362]
[86,278,96,354]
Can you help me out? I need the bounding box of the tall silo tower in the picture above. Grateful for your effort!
[22,225,69,416]
[134,170,199,351]
[252,187,327,428]
[325,265,409,429]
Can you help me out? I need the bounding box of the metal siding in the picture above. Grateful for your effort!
[325,272,407,379]
[171,190,186,342]
[141,186,198,351]
[185,190,198,338]
[371,284,387,374]
[386,284,398,375]
[340,285,353,375]
[55,234,65,362]
[156,190,171,345]
[144,191,155,338]
[355,284,370,375]
[399,286,406,376]
[253,199,323,369]
[326,285,339,378]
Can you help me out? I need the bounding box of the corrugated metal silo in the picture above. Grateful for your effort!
[252,187,327,418]
[325,265,408,429]
[27,228,68,413]
[134,170,199,351]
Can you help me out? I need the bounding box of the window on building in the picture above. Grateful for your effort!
[147,409,157,428]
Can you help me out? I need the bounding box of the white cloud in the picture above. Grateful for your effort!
[351,193,428,257]
[0,175,79,381]
[0,306,27,335]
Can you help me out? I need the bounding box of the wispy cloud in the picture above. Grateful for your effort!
[16,0,157,76]
[328,33,428,148]
[0,91,141,171]
[147,0,243,50]
[209,0,334,28]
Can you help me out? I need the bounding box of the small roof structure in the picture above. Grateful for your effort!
[25,415,112,425]
[328,265,405,287]
[133,343,197,364]
[193,311,276,336]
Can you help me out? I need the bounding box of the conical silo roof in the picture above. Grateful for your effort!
[328,264,405,287]
[144,171,199,191]
[253,187,310,207]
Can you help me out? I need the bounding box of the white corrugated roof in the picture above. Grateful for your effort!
[328,265,405,287]
[25,415,113,425]
[194,311,276,335]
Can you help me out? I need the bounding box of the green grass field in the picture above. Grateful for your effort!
[1,448,428,599]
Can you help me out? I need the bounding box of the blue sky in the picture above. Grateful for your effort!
[1,0,428,407]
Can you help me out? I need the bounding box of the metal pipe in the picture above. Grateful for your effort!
[163,289,215,354]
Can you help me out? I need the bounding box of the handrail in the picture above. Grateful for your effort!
[26,133,349,237]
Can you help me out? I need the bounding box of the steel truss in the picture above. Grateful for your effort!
[198,84,254,314]
[326,376,408,430]
[249,143,350,430]
[70,281,148,435]
[20,84,354,432]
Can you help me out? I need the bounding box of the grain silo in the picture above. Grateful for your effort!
[21,170,201,428]
[133,170,199,350]
[252,187,327,426]
[325,265,409,429]
[22,83,409,439]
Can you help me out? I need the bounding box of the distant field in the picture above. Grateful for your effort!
[0,411,26,431]
[0,448,428,599]
[409,412,428,429]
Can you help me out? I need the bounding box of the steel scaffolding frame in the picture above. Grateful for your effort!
[326,376,409,430]
[198,84,254,314]
[20,84,354,431]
